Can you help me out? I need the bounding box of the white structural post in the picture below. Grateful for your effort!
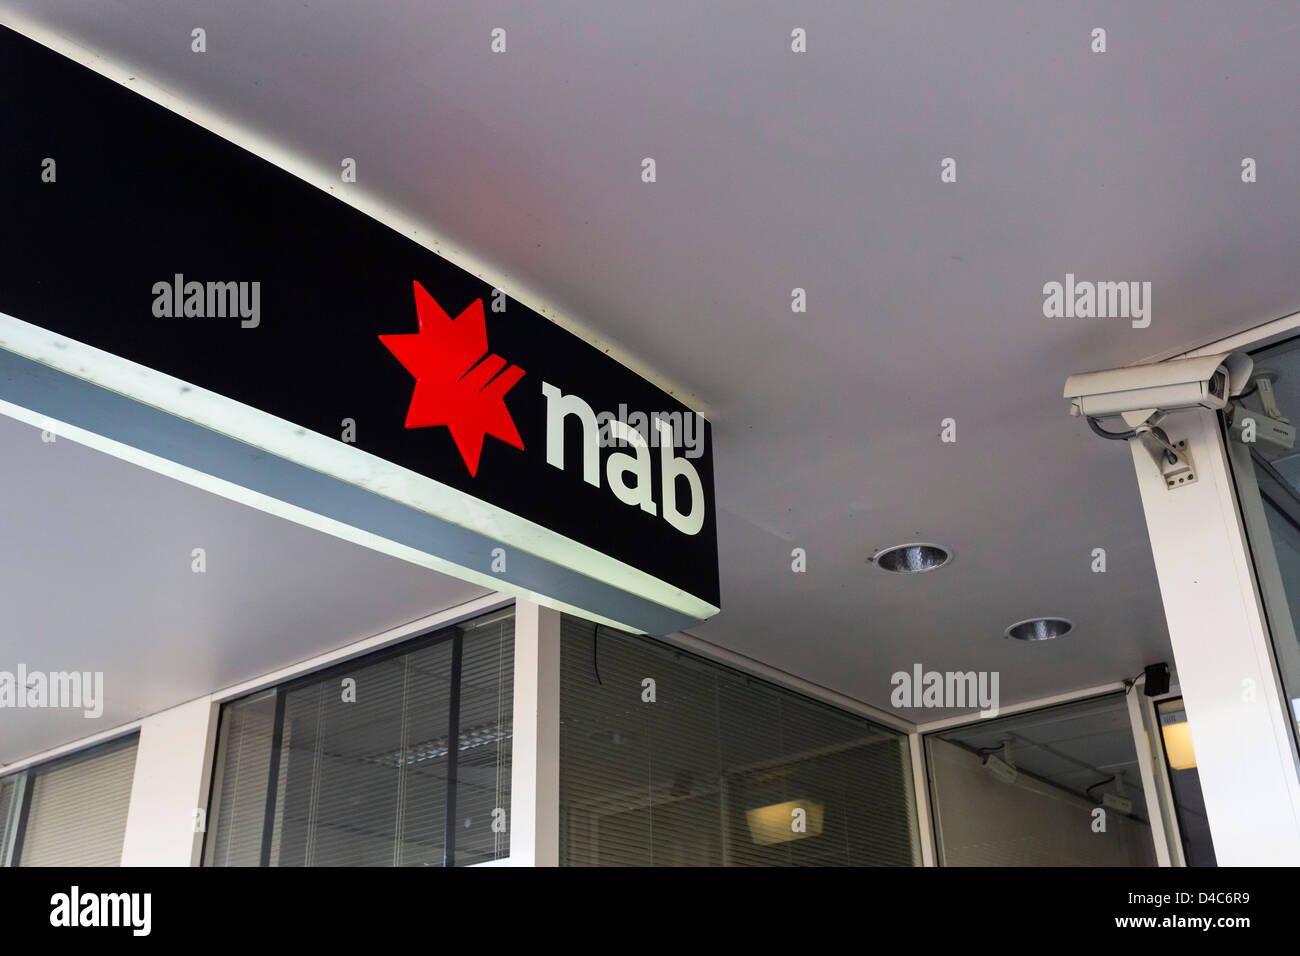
[119,696,220,866]
[1128,406,1300,863]
[509,599,561,866]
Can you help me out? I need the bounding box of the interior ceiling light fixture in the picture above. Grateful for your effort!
[1005,617,1074,642]
[870,543,952,574]
[1160,718,1197,771]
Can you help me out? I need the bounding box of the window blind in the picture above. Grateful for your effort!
[204,690,277,866]
[17,735,139,867]
[558,616,919,866]
[205,607,513,866]
[269,638,456,866]
[449,611,514,865]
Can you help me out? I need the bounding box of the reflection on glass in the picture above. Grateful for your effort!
[203,608,514,867]
[926,694,1156,866]
[1226,337,1300,762]
[558,616,920,866]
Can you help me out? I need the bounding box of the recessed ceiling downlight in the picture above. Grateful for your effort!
[1005,617,1074,642]
[871,543,951,574]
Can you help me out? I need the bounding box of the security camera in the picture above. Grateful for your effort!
[1065,351,1257,490]
[1063,351,1253,428]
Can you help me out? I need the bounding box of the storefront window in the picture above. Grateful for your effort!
[203,607,513,866]
[0,734,139,867]
[558,616,920,866]
[926,694,1156,866]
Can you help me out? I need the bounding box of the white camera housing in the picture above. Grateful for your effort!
[1063,351,1253,426]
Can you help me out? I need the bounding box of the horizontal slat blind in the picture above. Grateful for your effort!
[558,616,918,866]
[270,639,455,866]
[204,689,277,866]
[19,736,139,867]
[450,612,513,865]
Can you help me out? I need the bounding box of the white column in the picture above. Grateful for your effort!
[119,696,219,866]
[508,599,561,866]
[1129,406,1300,863]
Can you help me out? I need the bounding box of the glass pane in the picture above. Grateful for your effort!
[271,646,445,866]
[927,694,1156,866]
[1225,337,1300,763]
[1155,698,1216,866]
[558,615,919,866]
[17,736,139,867]
[395,642,454,867]
[204,690,276,866]
[204,607,513,866]
[450,612,514,866]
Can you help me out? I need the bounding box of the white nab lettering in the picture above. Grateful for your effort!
[542,382,704,535]
[656,417,703,535]
[607,419,657,515]
[542,382,600,486]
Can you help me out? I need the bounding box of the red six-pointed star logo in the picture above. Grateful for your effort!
[379,281,525,476]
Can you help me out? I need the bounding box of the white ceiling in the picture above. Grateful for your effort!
[0,414,489,765]
[3,0,1300,735]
